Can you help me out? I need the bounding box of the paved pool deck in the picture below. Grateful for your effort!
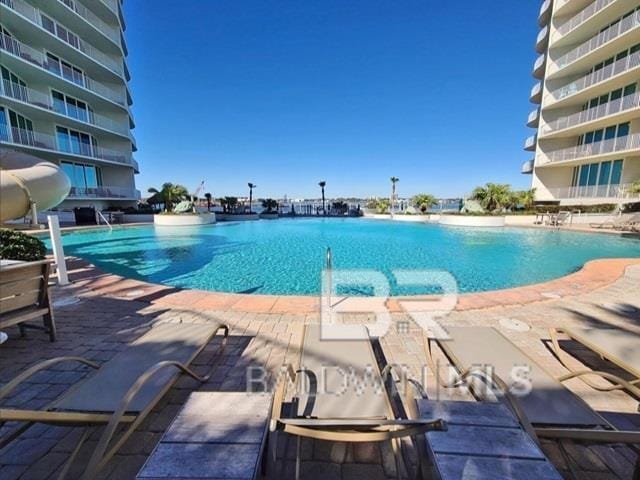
[1,257,639,479]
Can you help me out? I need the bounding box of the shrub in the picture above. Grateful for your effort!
[534,203,616,214]
[0,229,46,261]
[622,202,640,213]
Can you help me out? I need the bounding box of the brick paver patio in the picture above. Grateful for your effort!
[1,257,639,479]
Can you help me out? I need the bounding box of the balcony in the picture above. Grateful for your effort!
[68,186,141,200]
[527,108,540,128]
[524,134,538,151]
[543,91,640,135]
[553,11,640,74]
[543,132,640,164]
[550,50,640,102]
[0,0,123,76]
[521,159,535,174]
[0,124,136,169]
[55,0,120,47]
[0,79,130,137]
[538,0,552,27]
[536,26,550,53]
[547,182,640,200]
[530,81,543,103]
[0,32,125,106]
[555,0,615,40]
[533,54,546,79]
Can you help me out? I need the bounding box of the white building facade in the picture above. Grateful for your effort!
[524,0,640,205]
[0,0,139,210]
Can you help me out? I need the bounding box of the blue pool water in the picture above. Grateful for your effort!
[49,219,640,296]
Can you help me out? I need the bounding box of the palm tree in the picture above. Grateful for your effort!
[517,188,536,210]
[204,192,212,212]
[411,193,437,214]
[220,196,238,213]
[247,183,256,213]
[147,183,189,212]
[470,183,512,212]
[390,177,399,216]
[318,181,326,215]
[261,198,278,213]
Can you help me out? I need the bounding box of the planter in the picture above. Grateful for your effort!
[439,215,505,227]
[153,213,216,226]
[259,213,279,219]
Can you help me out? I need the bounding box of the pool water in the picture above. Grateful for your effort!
[49,219,640,296]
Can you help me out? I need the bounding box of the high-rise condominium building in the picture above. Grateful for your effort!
[0,0,138,210]
[524,0,639,205]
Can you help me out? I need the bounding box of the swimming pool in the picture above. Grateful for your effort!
[51,219,640,296]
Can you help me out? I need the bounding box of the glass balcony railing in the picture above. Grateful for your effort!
[554,11,640,71]
[544,132,640,163]
[0,0,123,76]
[68,186,141,199]
[531,81,543,103]
[524,135,537,150]
[57,0,120,46]
[527,108,540,127]
[0,124,135,168]
[543,91,640,134]
[556,0,615,39]
[548,183,639,199]
[0,32,125,105]
[551,50,640,101]
[0,79,129,136]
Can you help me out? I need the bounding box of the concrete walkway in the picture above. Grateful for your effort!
[1,258,639,479]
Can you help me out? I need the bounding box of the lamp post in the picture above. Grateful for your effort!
[318,181,326,215]
[248,183,256,213]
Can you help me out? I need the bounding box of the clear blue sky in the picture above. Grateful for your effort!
[125,1,540,199]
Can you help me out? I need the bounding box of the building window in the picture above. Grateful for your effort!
[578,122,630,146]
[56,126,97,157]
[45,52,85,87]
[40,14,81,51]
[1,65,28,102]
[6,109,34,146]
[0,106,8,141]
[51,90,93,123]
[61,161,101,189]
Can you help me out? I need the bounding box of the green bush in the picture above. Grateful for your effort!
[534,203,616,214]
[0,229,46,261]
[622,202,640,213]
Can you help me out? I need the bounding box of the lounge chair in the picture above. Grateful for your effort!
[139,323,446,480]
[0,259,56,341]
[550,326,640,395]
[546,211,571,227]
[0,321,228,480]
[589,213,640,230]
[424,326,640,475]
[271,324,446,478]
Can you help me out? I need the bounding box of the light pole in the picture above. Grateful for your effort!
[318,181,326,215]
[248,183,256,213]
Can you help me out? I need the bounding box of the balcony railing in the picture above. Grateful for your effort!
[544,91,640,134]
[521,159,535,174]
[534,54,546,78]
[527,108,540,127]
[0,0,123,76]
[556,0,615,38]
[57,0,120,46]
[0,79,129,136]
[68,186,141,199]
[548,183,640,199]
[531,81,543,103]
[544,132,640,163]
[536,25,550,53]
[551,50,640,101]
[555,11,640,71]
[0,32,125,105]
[539,0,552,26]
[524,135,537,150]
[0,124,135,167]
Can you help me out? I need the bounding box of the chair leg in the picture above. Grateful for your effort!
[57,426,93,480]
[295,436,301,480]
[44,312,56,342]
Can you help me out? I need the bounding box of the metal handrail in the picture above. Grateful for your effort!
[96,210,113,232]
[554,11,640,71]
